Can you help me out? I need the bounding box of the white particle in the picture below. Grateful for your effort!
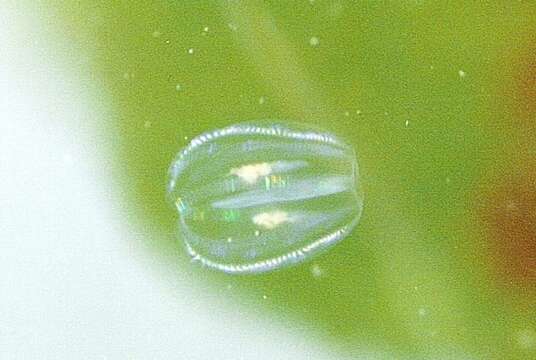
[254,230,260,236]
[227,237,233,243]
[165,40,170,44]
[175,84,181,91]
[203,26,209,33]
[309,36,320,47]
[188,48,194,54]
[356,110,362,115]
[311,264,323,278]
[405,120,409,127]
[458,69,466,78]
[184,136,189,141]
[262,295,267,299]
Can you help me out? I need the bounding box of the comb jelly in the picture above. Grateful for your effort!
[167,121,363,274]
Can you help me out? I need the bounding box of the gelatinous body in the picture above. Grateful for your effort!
[167,121,363,274]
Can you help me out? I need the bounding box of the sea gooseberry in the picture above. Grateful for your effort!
[167,121,363,274]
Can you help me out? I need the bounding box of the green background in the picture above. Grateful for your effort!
[49,1,535,359]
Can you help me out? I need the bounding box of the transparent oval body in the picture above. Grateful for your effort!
[167,121,363,274]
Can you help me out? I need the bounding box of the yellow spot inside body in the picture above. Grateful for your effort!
[230,162,272,184]
[252,210,292,230]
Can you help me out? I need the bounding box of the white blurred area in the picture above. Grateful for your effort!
[0,3,348,359]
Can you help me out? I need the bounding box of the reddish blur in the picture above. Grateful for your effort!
[483,167,536,287]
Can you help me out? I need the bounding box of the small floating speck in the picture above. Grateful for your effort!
[203,26,209,33]
[311,264,323,278]
[165,40,170,44]
[405,120,409,127]
[188,48,194,54]
[258,96,266,105]
[458,69,466,78]
[356,110,362,115]
[309,36,320,47]
[344,111,350,117]
[262,295,267,299]
[227,237,233,243]
[175,84,182,91]
[184,136,189,141]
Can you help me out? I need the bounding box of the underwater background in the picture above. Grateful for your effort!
[32,1,536,359]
